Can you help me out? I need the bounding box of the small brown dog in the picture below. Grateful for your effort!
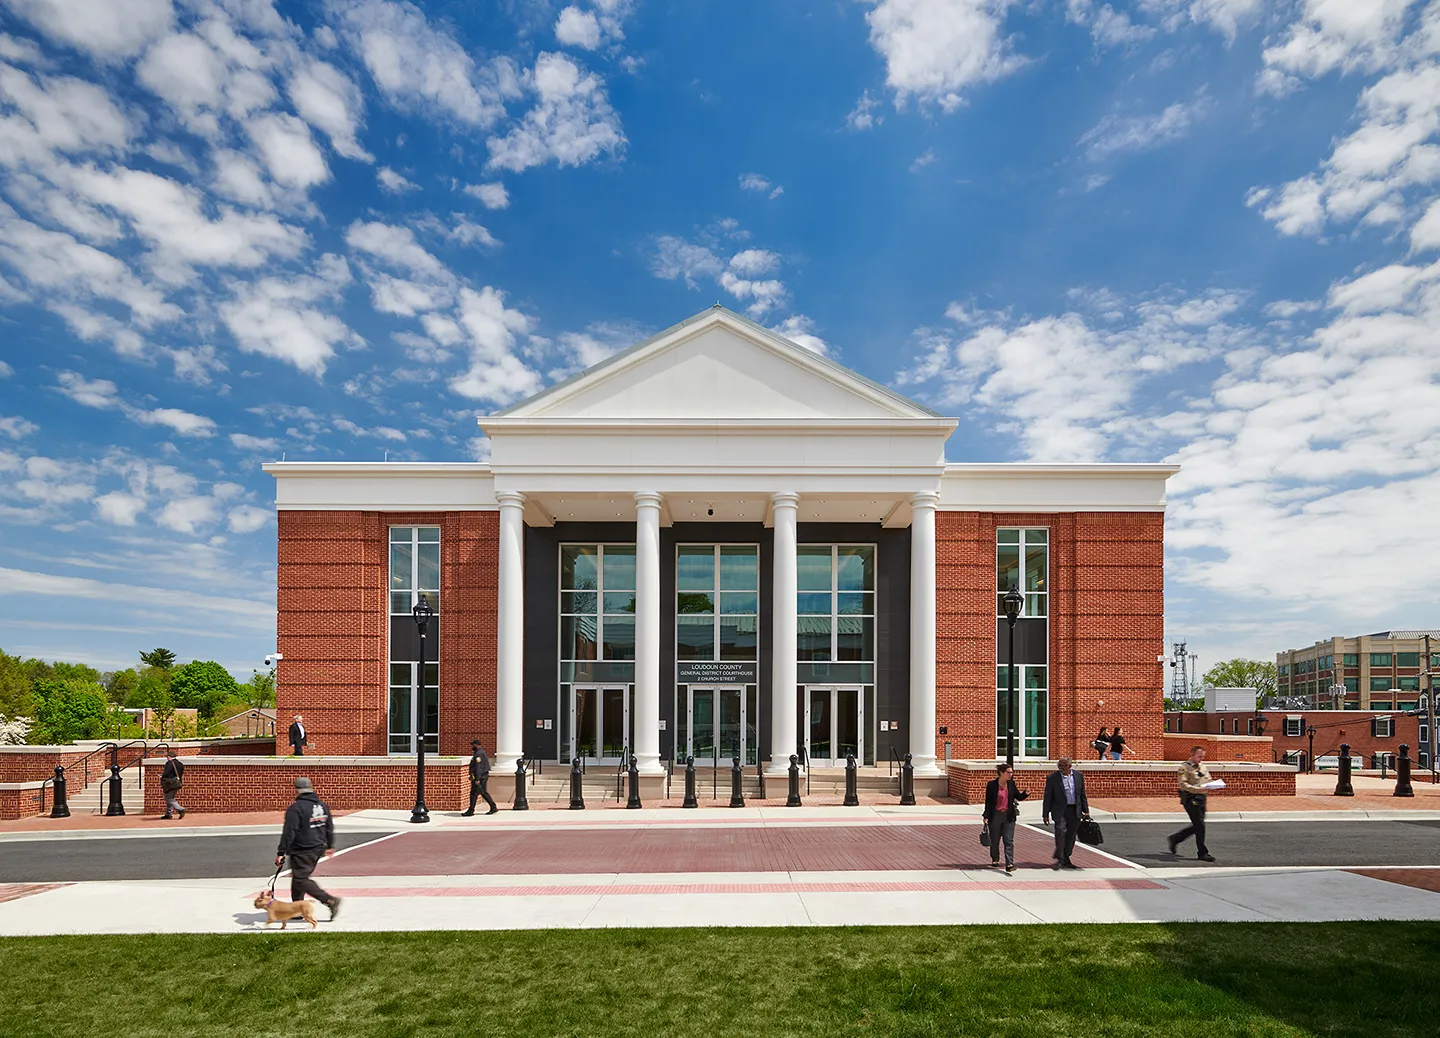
[253,892,318,929]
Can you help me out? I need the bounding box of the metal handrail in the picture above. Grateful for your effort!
[101,740,168,814]
[800,746,811,796]
[887,746,903,778]
[755,758,766,800]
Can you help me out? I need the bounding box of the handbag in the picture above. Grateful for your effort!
[1076,816,1103,846]
[161,776,182,793]
[979,823,991,848]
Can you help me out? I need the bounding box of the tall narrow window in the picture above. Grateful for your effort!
[558,544,638,761]
[389,526,439,754]
[674,545,760,767]
[996,528,1048,758]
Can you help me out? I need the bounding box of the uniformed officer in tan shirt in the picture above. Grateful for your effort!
[1168,746,1217,862]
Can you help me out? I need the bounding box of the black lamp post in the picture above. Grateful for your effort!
[410,595,433,824]
[1003,584,1023,768]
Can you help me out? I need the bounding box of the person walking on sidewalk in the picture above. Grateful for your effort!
[1107,726,1131,760]
[462,741,497,816]
[274,777,342,920]
[1041,757,1089,870]
[982,763,1029,874]
[287,714,308,756]
[1093,727,1110,760]
[1169,746,1217,862]
[160,748,185,820]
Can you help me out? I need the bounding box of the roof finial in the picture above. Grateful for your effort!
[713,301,721,308]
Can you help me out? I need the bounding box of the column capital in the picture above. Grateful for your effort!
[910,490,940,509]
[634,490,664,510]
[496,490,527,508]
[770,491,800,508]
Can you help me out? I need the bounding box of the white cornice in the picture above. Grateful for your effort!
[940,462,1178,513]
[264,462,491,477]
[480,417,958,435]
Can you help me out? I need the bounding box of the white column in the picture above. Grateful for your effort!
[495,491,526,769]
[909,491,942,776]
[768,491,800,775]
[634,491,664,774]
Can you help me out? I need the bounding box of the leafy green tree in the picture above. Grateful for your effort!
[51,661,102,683]
[169,660,241,718]
[29,677,110,743]
[124,667,173,709]
[104,668,140,706]
[244,669,277,709]
[0,650,33,719]
[1202,659,1278,703]
[139,648,177,670]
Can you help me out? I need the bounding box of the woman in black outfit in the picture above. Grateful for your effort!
[1109,726,1129,760]
[982,763,1029,873]
[1094,727,1110,760]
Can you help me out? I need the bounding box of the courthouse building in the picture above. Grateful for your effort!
[266,307,1177,778]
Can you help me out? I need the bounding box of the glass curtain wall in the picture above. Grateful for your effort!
[388,526,439,753]
[996,528,1048,759]
[558,544,636,759]
[674,544,760,765]
[796,544,876,766]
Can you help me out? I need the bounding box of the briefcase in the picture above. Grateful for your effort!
[1076,817,1103,846]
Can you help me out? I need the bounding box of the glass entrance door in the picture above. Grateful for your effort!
[805,686,862,767]
[570,685,632,764]
[685,686,751,765]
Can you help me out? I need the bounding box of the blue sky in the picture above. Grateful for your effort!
[1,0,1437,681]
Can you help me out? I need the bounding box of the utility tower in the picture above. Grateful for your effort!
[1170,641,1194,702]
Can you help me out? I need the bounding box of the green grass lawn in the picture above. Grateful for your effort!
[2,923,1436,1037]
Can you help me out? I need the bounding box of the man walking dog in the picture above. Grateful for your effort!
[275,777,342,920]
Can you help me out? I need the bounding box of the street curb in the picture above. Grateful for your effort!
[1093,810,1440,823]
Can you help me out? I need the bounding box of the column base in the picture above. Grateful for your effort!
[763,760,800,777]
[494,754,522,773]
[636,754,666,776]
[908,755,943,777]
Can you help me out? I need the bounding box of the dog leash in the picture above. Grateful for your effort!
[267,859,284,896]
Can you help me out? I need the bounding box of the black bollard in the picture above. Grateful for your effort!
[50,765,70,819]
[786,753,802,807]
[729,755,745,808]
[683,755,698,809]
[899,752,916,806]
[1395,744,1415,797]
[627,754,642,809]
[843,753,859,807]
[1334,742,1354,797]
[569,756,585,810]
[105,763,126,816]
[513,759,529,811]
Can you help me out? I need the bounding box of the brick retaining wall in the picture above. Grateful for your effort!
[141,756,472,814]
[946,759,1297,803]
[1162,733,1273,762]
[0,782,45,820]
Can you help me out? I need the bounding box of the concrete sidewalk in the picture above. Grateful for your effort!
[2,865,1437,935]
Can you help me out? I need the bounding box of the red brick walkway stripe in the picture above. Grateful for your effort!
[324,879,1163,897]
[0,883,66,904]
[322,823,1109,877]
[1346,868,1440,894]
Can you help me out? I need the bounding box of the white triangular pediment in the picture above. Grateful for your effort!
[497,309,939,422]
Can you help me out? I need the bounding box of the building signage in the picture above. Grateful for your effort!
[676,661,757,684]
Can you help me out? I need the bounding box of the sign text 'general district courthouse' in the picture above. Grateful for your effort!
[267,308,1176,777]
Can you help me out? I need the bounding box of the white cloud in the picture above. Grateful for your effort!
[94,490,146,526]
[346,220,448,279]
[55,370,120,409]
[448,285,542,405]
[910,149,936,172]
[486,52,624,172]
[0,33,46,65]
[155,494,219,533]
[226,504,270,533]
[0,415,38,438]
[219,254,359,375]
[1080,95,1210,161]
[845,90,882,131]
[1133,0,1264,43]
[771,314,829,355]
[0,62,136,159]
[464,181,509,209]
[0,360,12,377]
[135,407,216,437]
[650,236,724,287]
[330,0,515,127]
[0,564,274,618]
[1066,1,1156,48]
[739,173,783,199]
[864,0,1024,113]
[555,6,601,50]
[728,249,780,277]
[449,216,499,248]
[557,319,644,370]
[287,59,372,161]
[5,0,174,61]
[1412,198,1440,252]
[1259,0,1420,92]
[246,112,331,190]
[377,166,418,192]
[230,432,278,451]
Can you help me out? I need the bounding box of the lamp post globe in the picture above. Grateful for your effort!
[410,595,434,824]
[1003,585,1023,768]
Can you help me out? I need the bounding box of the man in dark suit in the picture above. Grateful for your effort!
[462,741,497,816]
[288,714,308,756]
[1041,757,1089,870]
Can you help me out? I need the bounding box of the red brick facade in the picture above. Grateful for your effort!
[1167,710,1424,766]
[277,510,498,757]
[935,511,1166,763]
[141,758,472,815]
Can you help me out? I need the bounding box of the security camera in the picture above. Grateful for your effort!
[265,652,283,666]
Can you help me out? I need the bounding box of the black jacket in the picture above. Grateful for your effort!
[277,791,333,855]
[982,778,1028,824]
[1042,769,1089,820]
[288,721,307,749]
[161,758,184,784]
[469,748,490,782]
